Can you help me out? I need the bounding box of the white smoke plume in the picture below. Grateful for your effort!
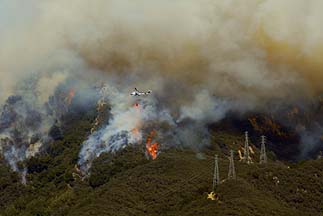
[0,73,70,181]
[78,83,175,172]
[178,90,234,123]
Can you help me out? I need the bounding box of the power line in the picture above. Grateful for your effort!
[260,135,267,164]
[212,154,220,191]
[242,131,252,164]
[228,149,236,180]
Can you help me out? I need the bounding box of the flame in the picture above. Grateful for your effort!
[131,127,141,139]
[146,130,159,160]
[65,88,75,105]
[91,98,108,133]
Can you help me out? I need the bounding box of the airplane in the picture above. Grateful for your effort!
[130,88,152,96]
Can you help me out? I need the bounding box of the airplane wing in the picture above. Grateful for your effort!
[135,88,138,91]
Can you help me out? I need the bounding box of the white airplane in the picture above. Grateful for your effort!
[130,88,152,96]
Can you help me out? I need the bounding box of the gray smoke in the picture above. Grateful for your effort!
[0,73,74,182]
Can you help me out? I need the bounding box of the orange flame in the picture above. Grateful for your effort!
[65,88,75,105]
[146,130,159,160]
[131,127,140,138]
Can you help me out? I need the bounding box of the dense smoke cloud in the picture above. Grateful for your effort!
[2,0,323,104]
[1,0,323,172]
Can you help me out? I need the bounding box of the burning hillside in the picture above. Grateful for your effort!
[2,1,323,215]
[0,0,323,193]
[0,75,95,182]
[77,85,175,173]
[145,130,159,160]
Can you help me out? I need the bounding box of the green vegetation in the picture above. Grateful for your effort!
[0,112,323,215]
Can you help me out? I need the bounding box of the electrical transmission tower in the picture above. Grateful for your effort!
[259,135,268,164]
[212,154,220,191]
[243,131,252,164]
[228,150,236,180]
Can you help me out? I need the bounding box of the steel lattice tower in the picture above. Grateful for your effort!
[243,131,252,164]
[259,135,268,164]
[212,154,220,191]
[228,150,236,180]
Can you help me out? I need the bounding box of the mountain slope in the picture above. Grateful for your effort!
[1,115,323,216]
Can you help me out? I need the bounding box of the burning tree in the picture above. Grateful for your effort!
[145,130,159,160]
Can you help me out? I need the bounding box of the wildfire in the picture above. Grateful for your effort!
[146,130,159,160]
[65,88,75,105]
[131,127,141,139]
[131,102,159,159]
[91,94,108,133]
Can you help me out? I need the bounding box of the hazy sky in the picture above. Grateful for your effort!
[1,0,323,106]
[0,1,37,31]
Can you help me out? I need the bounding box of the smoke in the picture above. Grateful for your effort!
[1,0,323,172]
[78,84,175,172]
[2,0,323,103]
[0,73,76,182]
[178,90,234,123]
[299,124,323,159]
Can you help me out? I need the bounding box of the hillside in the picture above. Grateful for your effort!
[1,112,323,216]
[3,1,323,215]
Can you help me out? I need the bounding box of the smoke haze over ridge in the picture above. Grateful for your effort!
[1,0,323,171]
